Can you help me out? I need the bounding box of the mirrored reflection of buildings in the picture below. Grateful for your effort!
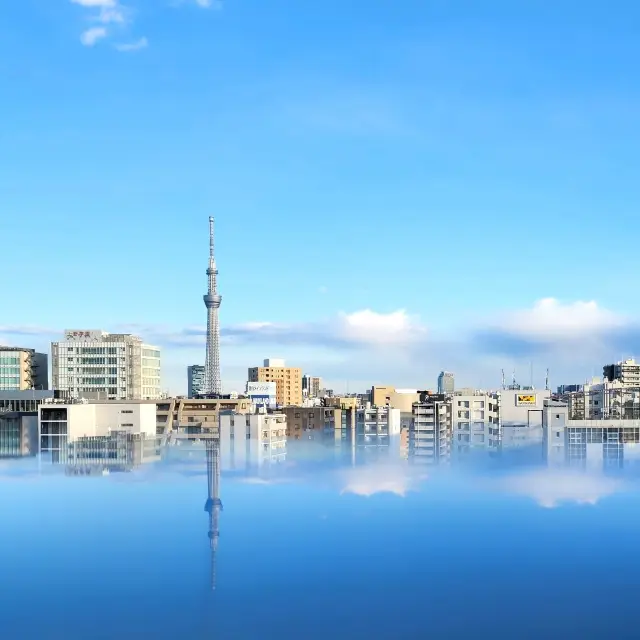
[38,399,160,473]
[544,399,640,472]
[0,412,38,458]
[205,440,222,590]
[545,359,640,471]
[282,403,401,466]
[0,390,65,458]
[65,432,160,475]
[218,411,287,471]
[450,390,500,461]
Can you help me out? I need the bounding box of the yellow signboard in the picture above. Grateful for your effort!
[516,394,536,406]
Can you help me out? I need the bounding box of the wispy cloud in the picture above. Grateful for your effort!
[80,26,107,46]
[71,0,221,49]
[121,308,427,350]
[194,0,223,7]
[171,0,223,8]
[70,0,142,49]
[115,37,148,52]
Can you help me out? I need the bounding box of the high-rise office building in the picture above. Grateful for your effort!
[437,371,455,394]
[188,365,206,398]
[0,346,48,391]
[603,358,640,386]
[248,359,302,407]
[302,374,321,398]
[51,329,161,400]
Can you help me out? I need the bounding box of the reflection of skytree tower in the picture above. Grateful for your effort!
[205,439,223,590]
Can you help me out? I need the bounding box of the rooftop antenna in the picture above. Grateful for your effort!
[501,369,505,391]
[545,368,549,391]
[512,369,516,388]
[530,361,533,389]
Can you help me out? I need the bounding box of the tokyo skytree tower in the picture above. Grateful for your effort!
[203,216,222,395]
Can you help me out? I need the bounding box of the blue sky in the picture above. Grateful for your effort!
[2,0,640,393]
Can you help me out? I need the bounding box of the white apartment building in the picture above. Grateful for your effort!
[52,329,161,400]
[544,399,640,471]
[356,404,401,436]
[410,394,451,464]
[451,391,500,459]
[498,388,550,450]
[218,411,287,469]
[38,400,157,462]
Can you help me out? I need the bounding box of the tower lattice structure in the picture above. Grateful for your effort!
[203,216,222,395]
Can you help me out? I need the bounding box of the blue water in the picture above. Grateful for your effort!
[2,448,640,639]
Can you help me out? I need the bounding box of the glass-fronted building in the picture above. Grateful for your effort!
[51,329,161,400]
[0,347,48,391]
[188,365,206,398]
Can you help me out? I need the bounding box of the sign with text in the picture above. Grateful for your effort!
[247,382,277,396]
[516,394,537,406]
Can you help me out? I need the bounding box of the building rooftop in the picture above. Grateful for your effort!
[0,390,54,401]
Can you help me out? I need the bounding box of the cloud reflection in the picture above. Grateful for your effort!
[340,464,427,497]
[503,469,623,508]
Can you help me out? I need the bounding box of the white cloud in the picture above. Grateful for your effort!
[236,477,292,486]
[71,0,131,46]
[170,0,223,8]
[115,37,148,52]
[502,469,623,508]
[496,298,625,340]
[71,0,116,6]
[338,309,424,345]
[80,26,107,46]
[4,296,640,394]
[340,464,427,497]
[191,0,223,7]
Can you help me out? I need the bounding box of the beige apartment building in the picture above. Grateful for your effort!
[248,359,302,407]
[371,386,421,412]
[281,406,346,438]
[156,397,252,434]
[324,396,359,410]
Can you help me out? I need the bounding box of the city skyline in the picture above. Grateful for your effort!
[3,1,640,393]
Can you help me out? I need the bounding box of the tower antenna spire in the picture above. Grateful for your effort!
[203,216,222,395]
[209,215,215,259]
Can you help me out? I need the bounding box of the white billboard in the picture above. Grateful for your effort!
[247,382,277,396]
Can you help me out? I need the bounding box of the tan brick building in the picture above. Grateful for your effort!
[248,359,302,407]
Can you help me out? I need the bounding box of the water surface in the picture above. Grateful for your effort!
[1,441,639,639]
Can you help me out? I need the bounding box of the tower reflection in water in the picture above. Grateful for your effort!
[205,439,223,591]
